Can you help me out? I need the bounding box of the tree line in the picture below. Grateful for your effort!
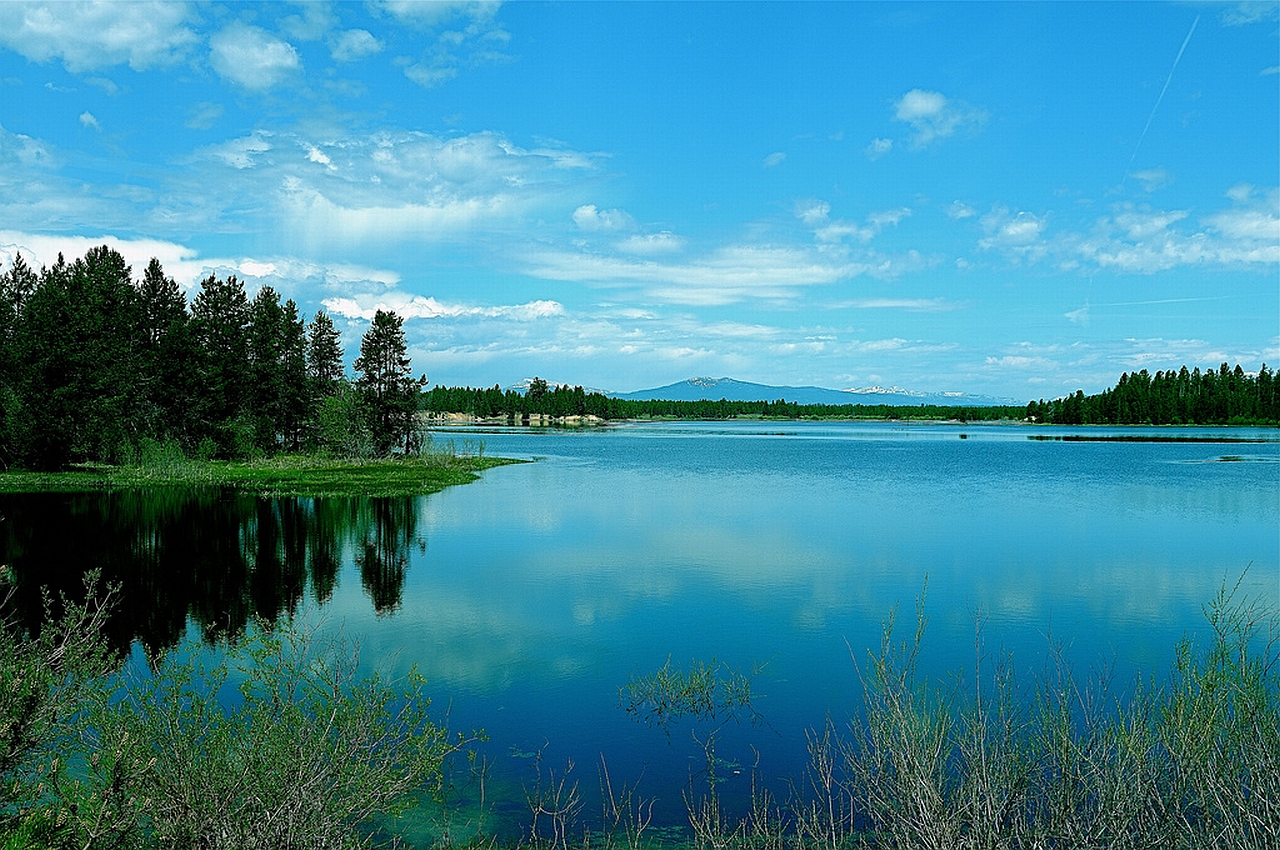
[422,382,1030,422]
[0,246,424,470]
[427,367,1279,427]
[1026,364,1278,426]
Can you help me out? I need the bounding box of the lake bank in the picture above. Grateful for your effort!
[0,453,524,498]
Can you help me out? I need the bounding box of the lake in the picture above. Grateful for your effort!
[3,420,1277,842]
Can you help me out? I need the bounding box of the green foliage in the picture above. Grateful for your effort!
[619,658,759,735]
[1028,363,1280,426]
[1,582,478,850]
[654,573,1280,850]
[0,248,444,469]
[421,383,1030,423]
[355,310,425,456]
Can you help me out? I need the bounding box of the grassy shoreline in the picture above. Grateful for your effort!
[0,453,525,498]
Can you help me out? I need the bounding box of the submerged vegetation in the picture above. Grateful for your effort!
[3,572,1275,849]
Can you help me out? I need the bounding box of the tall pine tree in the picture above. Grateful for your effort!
[354,310,423,456]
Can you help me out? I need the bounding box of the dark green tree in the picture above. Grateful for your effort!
[247,286,286,452]
[354,309,423,456]
[306,309,345,394]
[190,275,251,456]
[280,299,309,452]
[0,254,39,468]
[137,258,196,444]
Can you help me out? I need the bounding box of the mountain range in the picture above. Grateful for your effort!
[508,376,1018,407]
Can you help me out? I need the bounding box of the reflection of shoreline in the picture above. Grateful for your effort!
[0,490,423,654]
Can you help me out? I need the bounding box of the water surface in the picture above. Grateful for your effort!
[3,421,1277,840]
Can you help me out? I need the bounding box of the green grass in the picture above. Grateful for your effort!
[0,453,525,498]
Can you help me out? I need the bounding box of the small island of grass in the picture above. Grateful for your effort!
[0,452,525,499]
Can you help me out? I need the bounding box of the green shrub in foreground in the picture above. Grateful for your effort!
[0,582,475,850]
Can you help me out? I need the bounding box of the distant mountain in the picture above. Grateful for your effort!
[611,377,1017,407]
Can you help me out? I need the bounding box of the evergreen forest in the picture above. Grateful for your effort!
[0,246,424,470]
[2,246,1274,475]
[1025,364,1278,426]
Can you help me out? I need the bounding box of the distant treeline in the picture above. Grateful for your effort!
[0,246,424,470]
[1025,364,1278,426]
[427,365,1279,427]
[421,381,1026,422]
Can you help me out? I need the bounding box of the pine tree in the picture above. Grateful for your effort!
[137,258,195,444]
[306,310,345,393]
[280,299,310,452]
[190,274,251,456]
[354,310,423,456]
[247,286,286,452]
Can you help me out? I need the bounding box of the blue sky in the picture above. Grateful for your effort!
[0,1,1276,400]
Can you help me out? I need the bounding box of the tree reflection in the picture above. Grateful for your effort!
[355,497,418,615]
[0,488,426,652]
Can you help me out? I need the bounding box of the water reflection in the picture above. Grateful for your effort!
[0,488,423,653]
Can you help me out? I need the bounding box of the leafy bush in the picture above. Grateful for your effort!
[0,583,475,850]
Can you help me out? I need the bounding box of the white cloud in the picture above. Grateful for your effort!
[796,200,831,226]
[979,207,1047,260]
[331,28,382,62]
[838,298,959,312]
[78,111,100,131]
[573,204,633,232]
[947,201,976,219]
[865,137,893,160]
[324,293,564,322]
[1112,206,1189,240]
[1130,167,1171,192]
[0,123,55,167]
[209,23,302,91]
[616,232,685,254]
[185,102,224,130]
[0,2,197,73]
[526,244,876,306]
[203,131,273,169]
[763,151,786,168]
[892,88,987,148]
[1065,304,1090,325]
[1225,183,1254,202]
[403,62,458,88]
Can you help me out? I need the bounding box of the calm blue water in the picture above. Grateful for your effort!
[300,421,1279,840]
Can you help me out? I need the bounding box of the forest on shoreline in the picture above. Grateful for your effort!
[2,245,1275,475]
[423,363,1279,427]
[0,247,428,471]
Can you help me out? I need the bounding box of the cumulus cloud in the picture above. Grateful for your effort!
[209,23,302,91]
[892,88,987,147]
[324,293,564,322]
[801,203,911,249]
[573,204,633,232]
[331,28,382,62]
[79,111,100,131]
[0,1,197,72]
[978,207,1048,262]
[865,137,893,160]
